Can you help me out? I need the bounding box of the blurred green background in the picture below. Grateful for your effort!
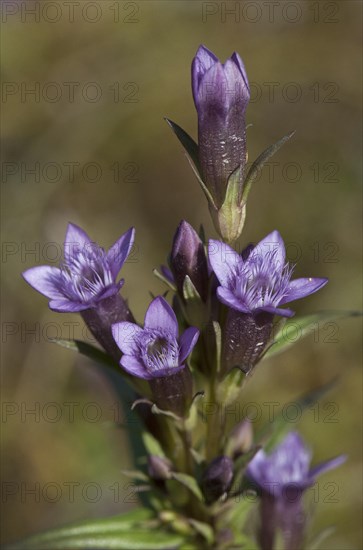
[1,0,362,547]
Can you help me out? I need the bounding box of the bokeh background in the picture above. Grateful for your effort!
[1,0,362,547]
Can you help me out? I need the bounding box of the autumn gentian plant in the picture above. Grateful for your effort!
[16,45,354,550]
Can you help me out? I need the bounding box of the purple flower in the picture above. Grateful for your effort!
[112,296,199,380]
[170,220,209,301]
[247,432,346,496]
[209,230,328,318]
[192,45,250,207]
[247,432,346,550]
[113,297,199,415]
[23,223,135,313]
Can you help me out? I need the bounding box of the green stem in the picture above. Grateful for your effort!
[205,380,224,462]
[179,422,194,475]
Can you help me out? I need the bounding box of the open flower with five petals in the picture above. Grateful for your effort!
[23,223,135,313]
[246,431,346,550]
[209,230,328,318]
[247,431,346,497]
[112,296,199,380]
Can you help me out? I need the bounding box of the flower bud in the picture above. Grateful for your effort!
[201,455,234,504]
[147,455,172,481]
[227,419,253,458]
[170,220,209,302]
[192,45,250,208]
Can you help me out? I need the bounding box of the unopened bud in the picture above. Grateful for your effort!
[170,220,209,301]
[147,455,173,480]
[226,419,253,457]
[202,455,234,504]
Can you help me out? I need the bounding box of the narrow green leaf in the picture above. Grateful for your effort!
[142,432,166,458]
[212,321,222,374]
[221,498,255,538]
[121,470,149,482]
[50,338,117,369]
[7,530,185,550]
[257,379,337,452]
[4,510,187,550]
[231,447,261,492]
[151,403,182,422]
[185,153,217,209]
[198,224,206,243]
[188,519,214,544]
[182,275,201,302]
[242,130,295,204]
[165,118,200,172]
[264,310,362,360]
[153,268,177,291]
[222,165,242,208]
[185,392,205,431]
[215,166,246,242]
[216,368,245,405]
[171,473,203,501]
[308,527,335,550]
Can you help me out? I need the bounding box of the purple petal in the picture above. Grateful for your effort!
[195,62,228,114]
[250,230,286,270]
[279,278,328,305]
[23,266,63,300]
[231,52,250,93]
[112,322,143,355]
[161,265,174,283]
[192,45,218,105]
[144,297,178,337]
[247,432,313,492]
[257,305,295,318]
[120,355,151,380]
[106,227,135,280]
[97,283,121,302]
[49,299,88,313]
[216,287,250,313]
[282,432,311,459]
[208,240,242,287]
[224,59,249,110]
[194,45,219,66]
[179,327,200,363]
[64,223,92,263]
[309,455,347,480]
[245,449,266,485]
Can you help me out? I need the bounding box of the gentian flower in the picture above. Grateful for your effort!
[209,230,328,318]
[23,223,135,360]
[208,231,328,373]
[170,220,209,301]
[192,45,250,207]
[246,432,346,550]
[112,296,199,415]
[23,223,134,313]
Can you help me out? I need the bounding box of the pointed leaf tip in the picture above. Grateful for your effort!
[242,130,296,204]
